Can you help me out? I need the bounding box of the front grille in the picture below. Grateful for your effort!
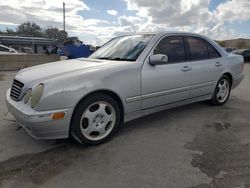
[10,79,24,101]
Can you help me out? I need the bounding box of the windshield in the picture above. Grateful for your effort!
[89,34,155,61]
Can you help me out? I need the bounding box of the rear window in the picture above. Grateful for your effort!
[186,37,221,60]
[186,37,209,60]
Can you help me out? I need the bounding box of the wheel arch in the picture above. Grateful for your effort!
[70,89,125,126]
[222,72,233,86]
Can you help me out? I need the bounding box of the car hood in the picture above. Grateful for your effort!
[15,58,120,84]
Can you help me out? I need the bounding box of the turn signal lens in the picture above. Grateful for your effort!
[51,112,65,120]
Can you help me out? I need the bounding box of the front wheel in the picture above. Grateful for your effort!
[210,75,231,106]
[70,94,121,145]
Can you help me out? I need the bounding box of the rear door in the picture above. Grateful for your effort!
[185,36,222,98]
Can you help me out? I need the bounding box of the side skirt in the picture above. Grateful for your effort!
[123,94,212,123]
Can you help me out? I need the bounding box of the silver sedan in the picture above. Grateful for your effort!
[6,32,244,145]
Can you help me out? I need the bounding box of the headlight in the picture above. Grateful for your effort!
[23,89,32,104]
[31,84,44,108]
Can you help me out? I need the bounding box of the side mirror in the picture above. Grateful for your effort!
[9,49,15,53]
[149,54,168,65]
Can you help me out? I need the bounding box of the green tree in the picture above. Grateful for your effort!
[57,30,68,42]
[16,22,43,37]
[45,27,60,40]
[45,27,68,42]
[217,40,225,47]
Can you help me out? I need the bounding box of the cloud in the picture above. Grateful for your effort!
[118,16,144,31]
[215,0,250,23]
[0,0,249,45]
[0,0,90,29]
[123,0,250,40]
[0,0,135,45]
[0,0,119,45]
[107,9,118,16]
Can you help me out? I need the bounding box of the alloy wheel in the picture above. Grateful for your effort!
[216,78,230,103]
[80,101,116,141]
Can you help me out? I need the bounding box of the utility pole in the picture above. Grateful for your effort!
[32,35,34,53]
[63,2,65,31]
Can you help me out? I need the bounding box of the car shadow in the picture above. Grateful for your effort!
[117,101,210,137]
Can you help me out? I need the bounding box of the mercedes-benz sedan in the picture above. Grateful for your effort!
[6,32,244,145]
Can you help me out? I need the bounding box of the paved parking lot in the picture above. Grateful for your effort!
[0,64,250,188]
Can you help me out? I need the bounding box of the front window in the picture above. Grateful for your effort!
[153,36,186,63]
[89,34,155,61]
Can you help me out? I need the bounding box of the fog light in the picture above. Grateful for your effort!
[51,112,66,120]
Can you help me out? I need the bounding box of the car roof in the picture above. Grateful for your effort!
[136,31,206,37]
[115,31,228,57]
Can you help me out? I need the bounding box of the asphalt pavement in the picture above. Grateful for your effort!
[0,64,250,188]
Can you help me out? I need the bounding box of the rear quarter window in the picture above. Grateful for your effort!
[207,43,221,58]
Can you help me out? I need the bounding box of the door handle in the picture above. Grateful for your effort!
[181,66,192,72]
[215,62,222,67]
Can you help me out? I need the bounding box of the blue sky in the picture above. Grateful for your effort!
[209,0,225,10]
[82,0,132,20]
[208,0,250,38]
[0,0,249,44]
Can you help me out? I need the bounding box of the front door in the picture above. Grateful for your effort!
[141,35,191,109]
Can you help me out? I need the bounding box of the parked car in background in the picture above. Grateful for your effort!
[21,47,33,53]
[232,49,250,61]
[0,44,19,54]
[6,32,244,145]
[224,47,236,53]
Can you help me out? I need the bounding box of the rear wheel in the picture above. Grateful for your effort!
[70,94,121,145]
[210,75,231,106]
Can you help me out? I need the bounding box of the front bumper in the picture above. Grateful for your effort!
[5,89,73,139]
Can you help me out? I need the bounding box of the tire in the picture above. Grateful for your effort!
[70,93,121,145]
[210,75,231,106]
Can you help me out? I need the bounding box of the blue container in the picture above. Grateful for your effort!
[63,44,91,59]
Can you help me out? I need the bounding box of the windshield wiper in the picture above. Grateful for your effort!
[97,57,135,61]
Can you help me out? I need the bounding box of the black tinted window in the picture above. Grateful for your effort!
[187,37,209,60]
[244,50,250,56]
[153,36,186,63]
[0,46,9,52]
[208,44,221,58]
